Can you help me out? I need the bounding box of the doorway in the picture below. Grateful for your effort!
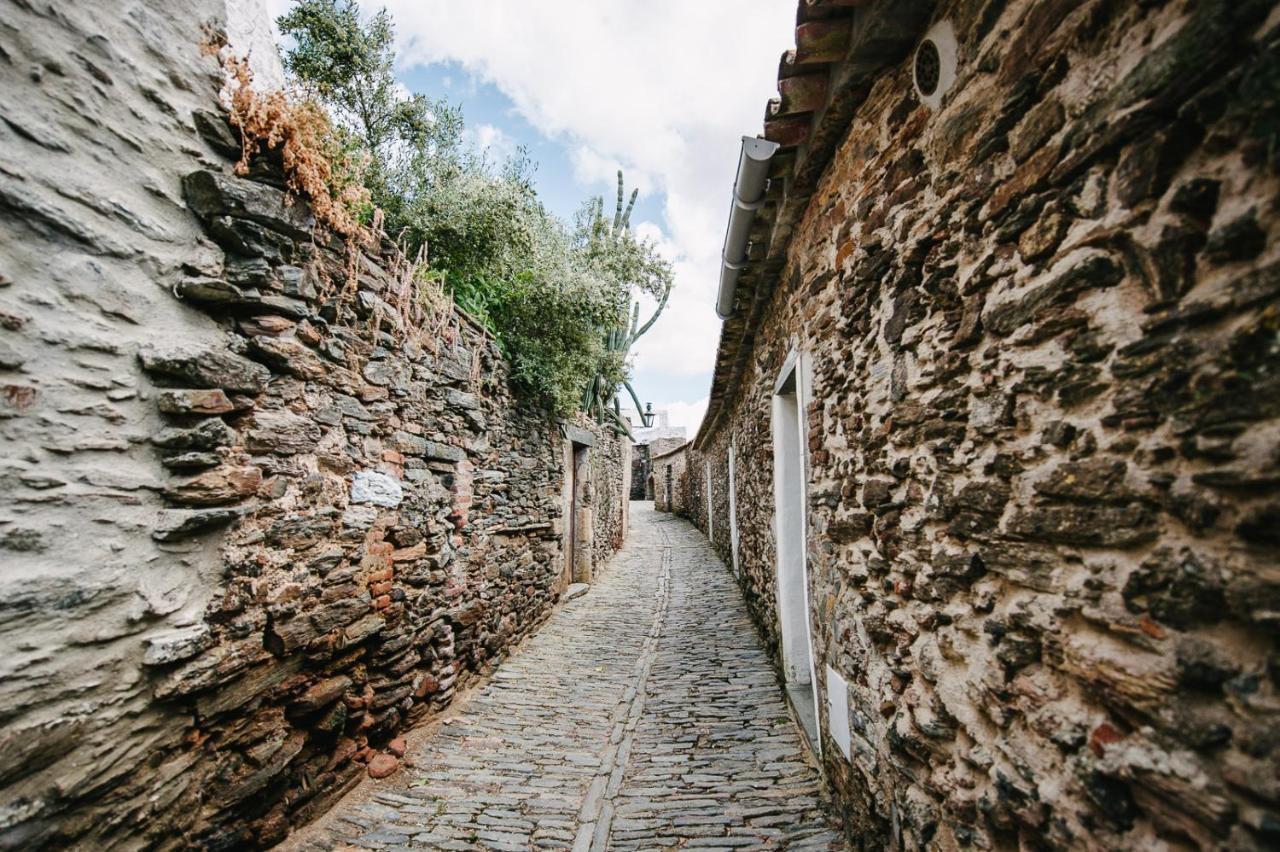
[566,440,592,585]
[772,352,820,752]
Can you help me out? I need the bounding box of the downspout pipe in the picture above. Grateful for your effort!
[715,136,780,319]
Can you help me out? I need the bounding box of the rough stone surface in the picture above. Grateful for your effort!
[630,434,686,500]
[365,754,398,780]
[672,1,1280,849]
[0,2,628,848]
[652,444,690,516]
[291,503,844,851]
[349,471,404,509]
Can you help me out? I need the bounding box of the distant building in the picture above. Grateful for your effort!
[620,406,686,499]
[619,406,686,444]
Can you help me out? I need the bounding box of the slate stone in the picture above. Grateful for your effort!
[249,335,327,380]
[983,252,1124,337]
[192,109,240,157]
[182,170,314,241]
[173,277,250,305]
[161,451,222,471]
[174,277,310,318]
[152,508,244,542]
[290,675,353,715]
[1007,503,1158,547]
[0,718,85,788]
[151,418,237,451]
[344,614,386,645]
[156,388,235,415]
[423,441,465,463]
[1123,547,1226,628]
[243,410,322,455]
[1204,211,1266,265]
[139,343,271,393]
[1033,459,1132,503]
[163,465,262,507]
[143,625,215,666]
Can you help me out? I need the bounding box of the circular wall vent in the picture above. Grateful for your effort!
[912,20,957,110]
[914,40,941,97]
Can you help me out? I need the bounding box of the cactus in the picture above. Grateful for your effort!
[580,170,673,434]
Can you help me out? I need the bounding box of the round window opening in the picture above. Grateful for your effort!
[915,39,941,98]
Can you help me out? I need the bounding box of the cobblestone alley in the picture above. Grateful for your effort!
[290,502,844,851]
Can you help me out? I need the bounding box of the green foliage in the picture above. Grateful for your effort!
[277,1,672,419]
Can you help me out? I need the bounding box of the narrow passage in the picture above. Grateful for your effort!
[291,502,844,851]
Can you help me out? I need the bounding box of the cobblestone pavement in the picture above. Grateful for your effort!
[291,502,844,851]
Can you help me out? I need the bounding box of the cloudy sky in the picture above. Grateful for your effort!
[263,0,797,434]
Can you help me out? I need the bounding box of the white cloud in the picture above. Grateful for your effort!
[463,122,519,163]
[663,397,710,436]
[374,0,796,390]
[570,146,655,197]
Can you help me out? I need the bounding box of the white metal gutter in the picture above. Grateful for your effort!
[715,136,780,319]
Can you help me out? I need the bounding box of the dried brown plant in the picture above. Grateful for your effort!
[221,54,372,244]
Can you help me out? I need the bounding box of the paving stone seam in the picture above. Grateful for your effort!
[298,506,843,851]
[574,518,674,852]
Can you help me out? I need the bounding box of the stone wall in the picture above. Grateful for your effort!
[630,443,650,499]
[689,1,1280,849]
[0,1,627,848]
[652,445,690,516]
[589,424,630,573]
[632,436,686,500]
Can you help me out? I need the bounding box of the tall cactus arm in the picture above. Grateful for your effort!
[621,188,638,232]
[604,405,634,439]
[626,278,672,349]
[611,170,624,235]
[623,378,646,419]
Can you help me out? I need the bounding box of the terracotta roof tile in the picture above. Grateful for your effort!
[694,0,934,448]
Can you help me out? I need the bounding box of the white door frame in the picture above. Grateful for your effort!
[771,348,821,755]
[728,438,740,576]
[705,458,714,542]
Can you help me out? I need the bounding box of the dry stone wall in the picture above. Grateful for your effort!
[689,0,1280,849]
[631,436,685,500]
[652,445,690,516]
[589,425,630,571]
[0,1,626,848]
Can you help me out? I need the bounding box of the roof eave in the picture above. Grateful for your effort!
[693,0,936,450]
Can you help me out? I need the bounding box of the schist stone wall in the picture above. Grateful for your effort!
[0,1,626,848]
[630,443,650,499]
[632,436,686,500]
[652,445,690,516]
[586,421,630,573]
[685,0,1280,849]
